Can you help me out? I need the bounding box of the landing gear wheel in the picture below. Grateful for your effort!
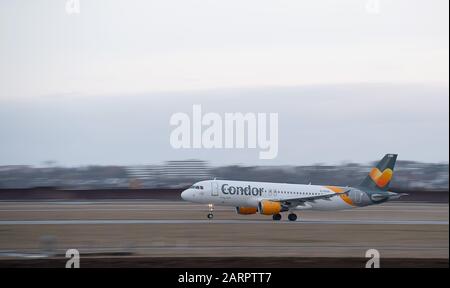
[288,213,297,222]
[207,204,214,220]
[272,213,282,221]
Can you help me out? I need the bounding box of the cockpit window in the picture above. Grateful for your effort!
[189,185,204,190]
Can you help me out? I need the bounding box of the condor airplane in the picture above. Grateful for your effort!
[181,154,407,221]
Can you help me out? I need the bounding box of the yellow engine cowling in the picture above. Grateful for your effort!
[258,200,288,215]
[236,207,258,215]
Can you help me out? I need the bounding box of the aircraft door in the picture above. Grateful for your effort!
[211,181,219,196]
[350,189,362,204]
[356,191,363,203]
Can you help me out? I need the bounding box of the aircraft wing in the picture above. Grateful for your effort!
[274,189,351,206]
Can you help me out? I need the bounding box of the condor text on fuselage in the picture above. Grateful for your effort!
[222,184,264,196]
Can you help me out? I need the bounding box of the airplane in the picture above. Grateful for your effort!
[181,154,408,221]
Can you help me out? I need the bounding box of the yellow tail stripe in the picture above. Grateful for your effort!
[325,186,355,207]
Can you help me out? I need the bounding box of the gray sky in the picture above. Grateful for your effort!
[0,0,448,166]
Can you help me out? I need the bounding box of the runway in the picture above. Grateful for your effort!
[0,200,448,260]
[0,219,447,225]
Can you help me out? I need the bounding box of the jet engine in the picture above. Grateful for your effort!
[236,207,258,215]
[258,200,289,215]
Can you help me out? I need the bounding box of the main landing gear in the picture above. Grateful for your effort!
[272,213,282,221]
[288,213,298,222]
[272,213,298,221]
[207,203,214,219]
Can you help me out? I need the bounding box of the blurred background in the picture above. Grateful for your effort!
[0,159,448,191]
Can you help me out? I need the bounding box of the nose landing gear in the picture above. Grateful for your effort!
[207,204,214,219]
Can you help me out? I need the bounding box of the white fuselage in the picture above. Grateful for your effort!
[181,179,361,211]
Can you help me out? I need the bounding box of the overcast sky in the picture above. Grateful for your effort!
[0,0,448,166]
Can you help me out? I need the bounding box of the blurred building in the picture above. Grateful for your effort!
[125,160,211,188]
[126,165,161,189]
[163,160,211,178]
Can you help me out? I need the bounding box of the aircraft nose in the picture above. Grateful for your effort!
[181,189,190,201]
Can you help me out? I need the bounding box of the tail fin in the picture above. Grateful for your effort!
[360,154,397,191]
